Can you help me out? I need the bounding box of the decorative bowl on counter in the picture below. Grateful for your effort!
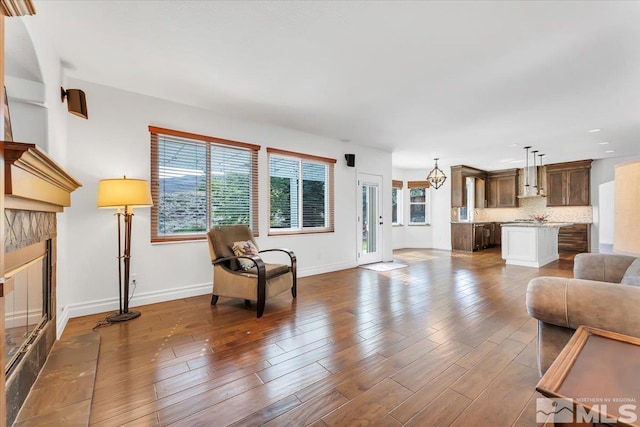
[532,214,549,223]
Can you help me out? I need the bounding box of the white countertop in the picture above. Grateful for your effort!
[501,222,573,228]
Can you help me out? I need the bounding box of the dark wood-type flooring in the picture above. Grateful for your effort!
[57,248,575,426]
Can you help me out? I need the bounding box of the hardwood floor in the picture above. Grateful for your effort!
[59,248,575,426]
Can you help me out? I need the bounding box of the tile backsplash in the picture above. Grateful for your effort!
[472,196,593,223]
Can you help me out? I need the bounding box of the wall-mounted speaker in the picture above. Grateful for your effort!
[61,87,88,119]
[345,153,355,167]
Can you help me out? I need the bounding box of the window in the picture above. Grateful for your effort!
[392,180,403,225]
[150,126,259,242]
[408,180,431,225]
[267,148,335,234]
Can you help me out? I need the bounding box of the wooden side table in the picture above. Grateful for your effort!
[536,325,640,426]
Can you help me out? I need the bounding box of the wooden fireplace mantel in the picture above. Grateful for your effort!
[0,141,81,299]
[1,141,82,212]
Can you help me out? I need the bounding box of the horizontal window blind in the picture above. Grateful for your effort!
[150,126,259,242]
[392,180,404,189]
[267,148,335,235]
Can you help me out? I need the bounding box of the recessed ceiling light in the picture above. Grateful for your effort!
[508,144,518,147]
[605,150,615,153]
[597,141,609,145]
[509,159,524,163]
[588,129,601,133]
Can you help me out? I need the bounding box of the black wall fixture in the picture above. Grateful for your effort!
[345,154,355,167]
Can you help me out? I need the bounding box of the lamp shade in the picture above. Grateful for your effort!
[97,177,153,208]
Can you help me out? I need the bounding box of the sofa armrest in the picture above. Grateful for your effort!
[573,253,636,283]
[526,276,640,337]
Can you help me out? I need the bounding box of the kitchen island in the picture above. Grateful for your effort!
[501,222,571,267]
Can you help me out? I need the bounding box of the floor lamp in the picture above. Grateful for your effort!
[97,176,153,323]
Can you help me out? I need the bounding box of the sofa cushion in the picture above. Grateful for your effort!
[621,258,640,286]
[231,240,259,270]
[244,263,291,280]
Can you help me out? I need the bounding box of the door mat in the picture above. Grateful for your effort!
[359,262,408,272]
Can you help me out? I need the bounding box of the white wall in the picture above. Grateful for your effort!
[598,180,614,252]
[20,17,73,337]
[390,165,452,251]
[590,154,640,252]
[62,78,392,321]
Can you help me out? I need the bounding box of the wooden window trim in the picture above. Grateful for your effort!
[150,127,260,243]
[149,126,260,151]
[267,149,335,235]
[392,180,404,189]
[266,147,337,165]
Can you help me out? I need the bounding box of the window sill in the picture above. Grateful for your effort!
[268,228,334,236]
[408,223,431,226]
[392,223,404,227]
[151,238,206,245]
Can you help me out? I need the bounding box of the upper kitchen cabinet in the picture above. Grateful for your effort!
[486,169,519,208]
[545,160,592,206]
[450,165,486,208]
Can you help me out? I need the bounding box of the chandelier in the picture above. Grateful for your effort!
[427,158,447,189]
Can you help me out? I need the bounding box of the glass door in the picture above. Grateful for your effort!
[358,173,383,265]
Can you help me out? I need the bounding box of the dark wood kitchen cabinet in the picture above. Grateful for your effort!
[451,222,497,251]
[450,165,486,208]
[451,223,473,251]
[545,160,592,207]
[486,169,519,208]
[558,224,590,252]
[493,223,502,246]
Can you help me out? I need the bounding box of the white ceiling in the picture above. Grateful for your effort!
[25,1,640,170]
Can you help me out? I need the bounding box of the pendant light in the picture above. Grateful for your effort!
[532,150,538,191]
[538,153,545,195]
[427,158,447,189]
[523,146,531,192]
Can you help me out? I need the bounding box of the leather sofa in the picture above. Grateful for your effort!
[526,253,640,375]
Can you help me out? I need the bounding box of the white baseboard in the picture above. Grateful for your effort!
[298,261,356,277]
[56,308,70,339]
[57,262,356,336]
[59,282,212,332]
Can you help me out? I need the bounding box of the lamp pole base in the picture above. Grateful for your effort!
[107,311,141,323]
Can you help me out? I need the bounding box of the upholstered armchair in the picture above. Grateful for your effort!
[206,225,297,318]
[526,253,640,375]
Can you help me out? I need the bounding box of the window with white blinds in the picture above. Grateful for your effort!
[150,126,259,242]
[407,180,431,225]
[267,148,335,235]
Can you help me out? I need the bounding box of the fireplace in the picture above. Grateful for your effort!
[0,142,81,426]
[4,238,51,377]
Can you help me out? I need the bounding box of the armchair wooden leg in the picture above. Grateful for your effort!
[257,298,265,318]
[211,295,219,305]
[291,261,297,298]
[257,269,267,318]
